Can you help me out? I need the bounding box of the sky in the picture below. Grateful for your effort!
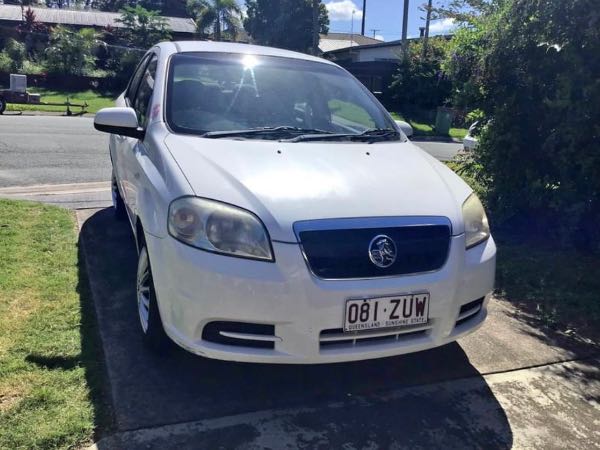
[236,0,458,43]
[323,0,457,41]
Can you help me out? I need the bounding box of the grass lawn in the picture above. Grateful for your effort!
[4,88,117,114]
[391,112,468,139]
[0,200,109,449]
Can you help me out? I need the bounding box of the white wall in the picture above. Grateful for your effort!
[356,45,403,62]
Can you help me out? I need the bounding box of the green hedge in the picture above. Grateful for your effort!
[465,0,600,252]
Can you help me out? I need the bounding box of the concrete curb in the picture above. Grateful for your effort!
[0,181,110,196]
[1,110,95,118]
[0,183,111,210]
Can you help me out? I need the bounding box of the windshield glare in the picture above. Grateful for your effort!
[166,52,397,139]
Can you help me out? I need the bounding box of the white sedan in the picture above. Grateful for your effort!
[94,41,496,364]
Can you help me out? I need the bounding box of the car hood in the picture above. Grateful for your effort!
[164,135,472,242]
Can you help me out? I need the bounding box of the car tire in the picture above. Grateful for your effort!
[111,171,127,220]
[137,245,172,354]
[0,97,6,114]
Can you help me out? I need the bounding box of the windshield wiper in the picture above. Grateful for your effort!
[283,128,400,143]
[359,128,400,137]
[201,126,334,138]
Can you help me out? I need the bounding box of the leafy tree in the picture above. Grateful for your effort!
[93,0,186,16]
[109,6,171,84]
[162,0,189,17]
[389,37,452,110]
[433,0,506,24]
[450,0,600,251]
[93,0,129,12]
[116,5,172,49]
[438,1,505,109]
[16,8,49,56]
[0,39,27,73]
[45,27,98,75]
[186,0,241,41]
[244,0,329,52]
[443,24,489,109]
[96,25,122,72]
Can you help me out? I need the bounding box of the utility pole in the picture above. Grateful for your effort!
[422,0,432,57]
[312,0,319,55]
[401,0,410,60]
[361,0,366,35]
[370,29,380,38]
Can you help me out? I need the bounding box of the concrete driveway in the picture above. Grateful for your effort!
[77,208,599,450]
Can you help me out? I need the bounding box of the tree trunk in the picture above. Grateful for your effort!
[215,12,222,41]
[422,0,432,58]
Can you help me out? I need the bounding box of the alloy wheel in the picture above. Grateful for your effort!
[136,248,151,333]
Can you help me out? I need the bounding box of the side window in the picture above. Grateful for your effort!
[126,55,150,105]
[133,56,158,127]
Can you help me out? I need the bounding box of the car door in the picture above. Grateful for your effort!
[118,54,158,220]
[111,54,151,189]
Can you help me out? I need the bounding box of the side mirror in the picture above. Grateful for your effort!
[395,120,413,137]
[94,107,144,140]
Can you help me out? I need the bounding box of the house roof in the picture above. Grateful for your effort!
[325,39,404,55]
[324,34,453,55]
[0,4,196,34]
[318,32,382,53]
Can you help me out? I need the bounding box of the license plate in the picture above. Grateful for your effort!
[344,293,430,332]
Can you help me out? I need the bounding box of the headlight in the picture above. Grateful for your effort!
[168,197,274,261]
[462,193,490,249]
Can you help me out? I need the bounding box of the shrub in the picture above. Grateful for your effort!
[0,39,27,72]
[389,38,452,110]
[464,0,600,251]
[45,26,98,76]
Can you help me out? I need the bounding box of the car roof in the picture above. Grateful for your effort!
[156,41,337,66]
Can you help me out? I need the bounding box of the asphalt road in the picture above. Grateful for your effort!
[0,115,462,189]
[0,115,110,188]
[415,139,463,161]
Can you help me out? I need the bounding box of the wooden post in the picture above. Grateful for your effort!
[401,0,410,60]
[312,0,319,55]
[361,0,366,35]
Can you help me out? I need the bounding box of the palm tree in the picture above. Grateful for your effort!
[188,0,241,41]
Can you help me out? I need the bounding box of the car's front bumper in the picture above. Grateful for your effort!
[146,233,496,364]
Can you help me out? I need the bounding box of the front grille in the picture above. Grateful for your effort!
[202,321,276,349]
[299,225,451,279]
[319,323,432,350]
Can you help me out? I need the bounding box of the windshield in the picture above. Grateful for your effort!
[165,52,398,140]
